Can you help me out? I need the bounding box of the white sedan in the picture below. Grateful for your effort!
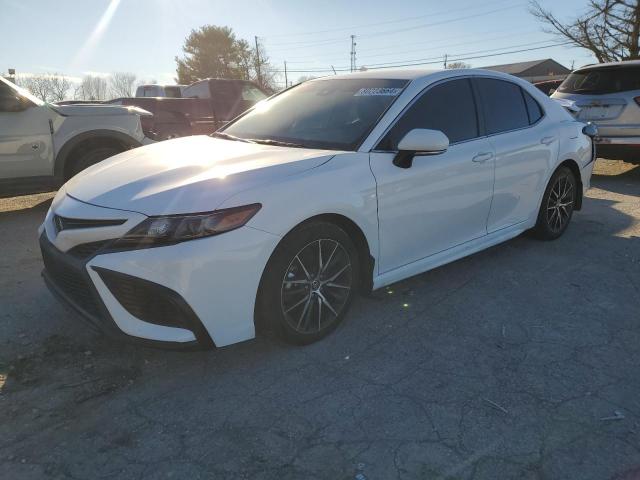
[39,69,596,348]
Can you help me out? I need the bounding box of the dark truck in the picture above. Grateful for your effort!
[111,78,268,140]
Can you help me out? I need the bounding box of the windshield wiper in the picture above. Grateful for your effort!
[246,138,306,148]
[211,132,254,143]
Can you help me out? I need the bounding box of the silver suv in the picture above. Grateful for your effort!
[552,61,640,161]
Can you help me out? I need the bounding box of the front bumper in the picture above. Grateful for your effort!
[40,218,280,347]
[40,233,208,349]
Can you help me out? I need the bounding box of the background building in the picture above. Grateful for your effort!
[482,58,571,82]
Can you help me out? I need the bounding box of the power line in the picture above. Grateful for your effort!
[262,3,524,50]
[283,31,544,66]
[361,40,559,68]
[280,28,541,63]
[278,40,566,72]
[272,42,571,73]
[262,0,516,41]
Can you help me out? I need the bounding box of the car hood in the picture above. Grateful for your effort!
[51,104,151,117]
[64,135,336,215]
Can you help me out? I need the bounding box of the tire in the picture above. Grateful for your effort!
[67,146,121,179]
[257,221,360,345]
[533,166,577,240]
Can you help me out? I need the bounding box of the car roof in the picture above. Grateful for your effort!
[310,68,533,86]
[317,69,440,81]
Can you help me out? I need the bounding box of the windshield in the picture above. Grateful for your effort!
[558,66,640,94]
[0,76,45,107]
[221,78,409,150]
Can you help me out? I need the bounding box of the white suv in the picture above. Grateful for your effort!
[0,76,153,197]
[552,60,640,161]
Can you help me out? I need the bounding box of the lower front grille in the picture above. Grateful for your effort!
[67,240,110,260]
[41,245,100,317]
[95,267,191,329]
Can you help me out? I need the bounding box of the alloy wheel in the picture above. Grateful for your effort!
[280,239,352,334]
[546,174,575,233]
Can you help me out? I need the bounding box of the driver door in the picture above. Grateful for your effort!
[369,78,495,273]
[0,80,54,179]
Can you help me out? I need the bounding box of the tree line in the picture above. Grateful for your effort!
[15,71,140,102]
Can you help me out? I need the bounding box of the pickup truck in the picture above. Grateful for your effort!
[0,76,152,197]
[111,78,268,140]
[135,84,185,98]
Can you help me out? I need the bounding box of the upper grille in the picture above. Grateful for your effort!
[54,215,126,233]
[42,246,100,317]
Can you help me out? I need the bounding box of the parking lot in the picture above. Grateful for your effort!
[0,158,638,479]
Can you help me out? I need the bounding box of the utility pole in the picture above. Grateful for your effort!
[350,35,357,72]
[331,65,337,75]
[254,36,262,87]
[443,54,448,69]
[284,61,288,88]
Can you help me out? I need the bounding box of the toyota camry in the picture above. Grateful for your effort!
[39,69,597,349]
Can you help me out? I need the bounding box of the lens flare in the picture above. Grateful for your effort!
[71,0,122,69]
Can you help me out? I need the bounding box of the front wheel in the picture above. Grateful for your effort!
[257,221,359,345]
[533,166,577,240]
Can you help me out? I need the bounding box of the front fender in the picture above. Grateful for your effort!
[217,152,380,273]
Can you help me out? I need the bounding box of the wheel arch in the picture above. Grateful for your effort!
[54,130,142,180]
[253,212,375,334]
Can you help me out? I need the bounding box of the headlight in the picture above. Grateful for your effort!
[112,203,261,249]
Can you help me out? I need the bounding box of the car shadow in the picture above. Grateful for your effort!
[591,158,640,197]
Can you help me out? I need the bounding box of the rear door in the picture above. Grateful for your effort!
[474,77,558,232]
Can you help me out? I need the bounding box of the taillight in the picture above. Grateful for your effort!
[140,116,155,138]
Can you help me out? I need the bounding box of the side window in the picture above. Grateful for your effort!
[476,78,529,134]
[378,78,478,149]
[522,89,543,124]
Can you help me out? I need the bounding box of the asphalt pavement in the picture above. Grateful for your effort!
[0,159,638,480]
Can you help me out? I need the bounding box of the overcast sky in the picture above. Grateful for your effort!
[1,0,596,86]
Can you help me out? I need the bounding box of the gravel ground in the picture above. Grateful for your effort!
[0,159,638,480]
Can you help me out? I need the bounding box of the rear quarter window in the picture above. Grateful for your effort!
[476,78,529,135]
[523,90,543,124]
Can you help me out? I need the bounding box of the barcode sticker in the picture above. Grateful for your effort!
[354,88,403,96]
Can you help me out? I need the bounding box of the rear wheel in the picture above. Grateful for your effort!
[257,221,359,345]
[533,166,577,240]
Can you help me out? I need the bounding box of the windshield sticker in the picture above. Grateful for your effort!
[354,87,403,97]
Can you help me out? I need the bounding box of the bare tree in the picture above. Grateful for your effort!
[530,0,640,62]
[109,72,137,98]
[48,75,72,102]
[15,73,71,102]
[75,75,108,101]
[16,75,50,101]
[446,61,472,69]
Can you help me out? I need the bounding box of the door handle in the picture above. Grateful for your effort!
[540,136,556,145]
[472,152,493,163]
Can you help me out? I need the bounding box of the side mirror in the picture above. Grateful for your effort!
[393,129,449,168]
[582,122,598,138]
